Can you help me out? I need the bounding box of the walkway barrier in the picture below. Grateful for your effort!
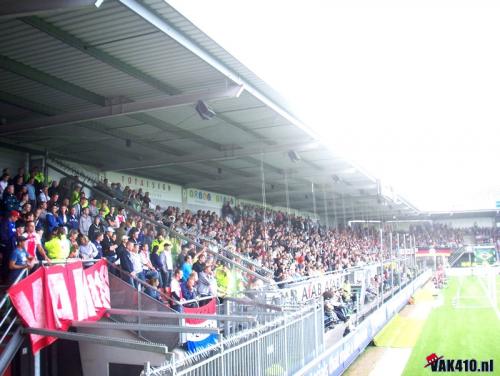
[142,298,324,376]
[295,269,432,376]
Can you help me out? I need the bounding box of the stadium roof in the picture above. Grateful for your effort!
[0,0,419,221]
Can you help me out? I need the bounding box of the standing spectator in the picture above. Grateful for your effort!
[25,177,36,207]
[0,173,10,196]
[0,210,20,280]
[192,252,206,274]
[181,255,193,282]
[58,205,69,229]
[92,232,104,259]
[38,185,49,204]
[3,185,20,212]
[45,203,60,234]
[67,206,79,231]
[197,264,215,305]
[79,207,92,236]
[8,236,32,285]
[88,198,99,217]
[47,180,59,198]
[23,220,49,263]
[150,245,167,292]
[170,269,183,312]
[88,215,104,242]
[45,229,65,260]
[181,275,198,307]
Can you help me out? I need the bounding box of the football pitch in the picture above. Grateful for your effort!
[401,274,500,375]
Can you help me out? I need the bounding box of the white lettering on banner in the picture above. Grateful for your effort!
[71,267,96,321]
[276,273,343,303]
[103,171,182,204]
[186,188,235,209]
[8,260,111,354]
[13,277,46,343]
[46,271,74,327]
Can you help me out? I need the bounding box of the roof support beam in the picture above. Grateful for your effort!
[20,15,278,150]
[0,85,243,135]
[119,0,319,141]
[106,141,320,172]
[0,54,105,106]
[20,15,181,95]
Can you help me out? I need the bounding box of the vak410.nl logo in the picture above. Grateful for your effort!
[424,353,494,373]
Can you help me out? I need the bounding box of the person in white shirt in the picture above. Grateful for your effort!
[23,220,50,263]
[169,269,183,312]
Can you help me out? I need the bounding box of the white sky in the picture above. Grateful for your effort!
[168,0,500,212]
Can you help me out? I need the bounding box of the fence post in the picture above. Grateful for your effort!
[137,282,142,339]
[224,300,231,336]
[283,321,289,375]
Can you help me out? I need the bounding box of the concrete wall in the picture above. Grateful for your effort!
[78,326,167,376]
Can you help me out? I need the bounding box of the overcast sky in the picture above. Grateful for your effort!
[168,0,500,212]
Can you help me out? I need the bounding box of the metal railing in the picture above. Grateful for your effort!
[0,269,28,376]
[46,160,273,283]
[142,298,324,376]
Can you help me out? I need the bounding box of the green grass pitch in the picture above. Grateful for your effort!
[402,275,500,375]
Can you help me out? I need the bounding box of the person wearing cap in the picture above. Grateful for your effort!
[102,227,118,263]
[115,234,129,260]
[8,235,32,284]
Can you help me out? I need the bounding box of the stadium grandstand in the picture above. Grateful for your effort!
[0,1,499,376]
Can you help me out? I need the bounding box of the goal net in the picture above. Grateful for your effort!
[451,265,498,310]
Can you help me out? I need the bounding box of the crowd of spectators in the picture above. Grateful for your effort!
[0,165,497,310]
[391,222,500,249]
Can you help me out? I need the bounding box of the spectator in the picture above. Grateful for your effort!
[170,268,183,312]
[45,203,60,234]
[67,206,79,231]
[181,275,198,307]
[8,236,32,284]
[3,185,20,212]
[79,207,92,236]
[79,235,98,265]
[181,255,193,282]
[45,229,66,260]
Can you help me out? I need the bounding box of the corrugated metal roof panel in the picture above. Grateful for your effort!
[0,69,97,113]
[0,19,166,101]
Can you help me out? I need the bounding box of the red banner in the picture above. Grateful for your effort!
[7,260,110,354]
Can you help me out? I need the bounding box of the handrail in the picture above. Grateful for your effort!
[0,269,28,311]
[46,161,273,283]
[271,255,414,289]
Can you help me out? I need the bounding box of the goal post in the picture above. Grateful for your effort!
[450,265,498,310]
